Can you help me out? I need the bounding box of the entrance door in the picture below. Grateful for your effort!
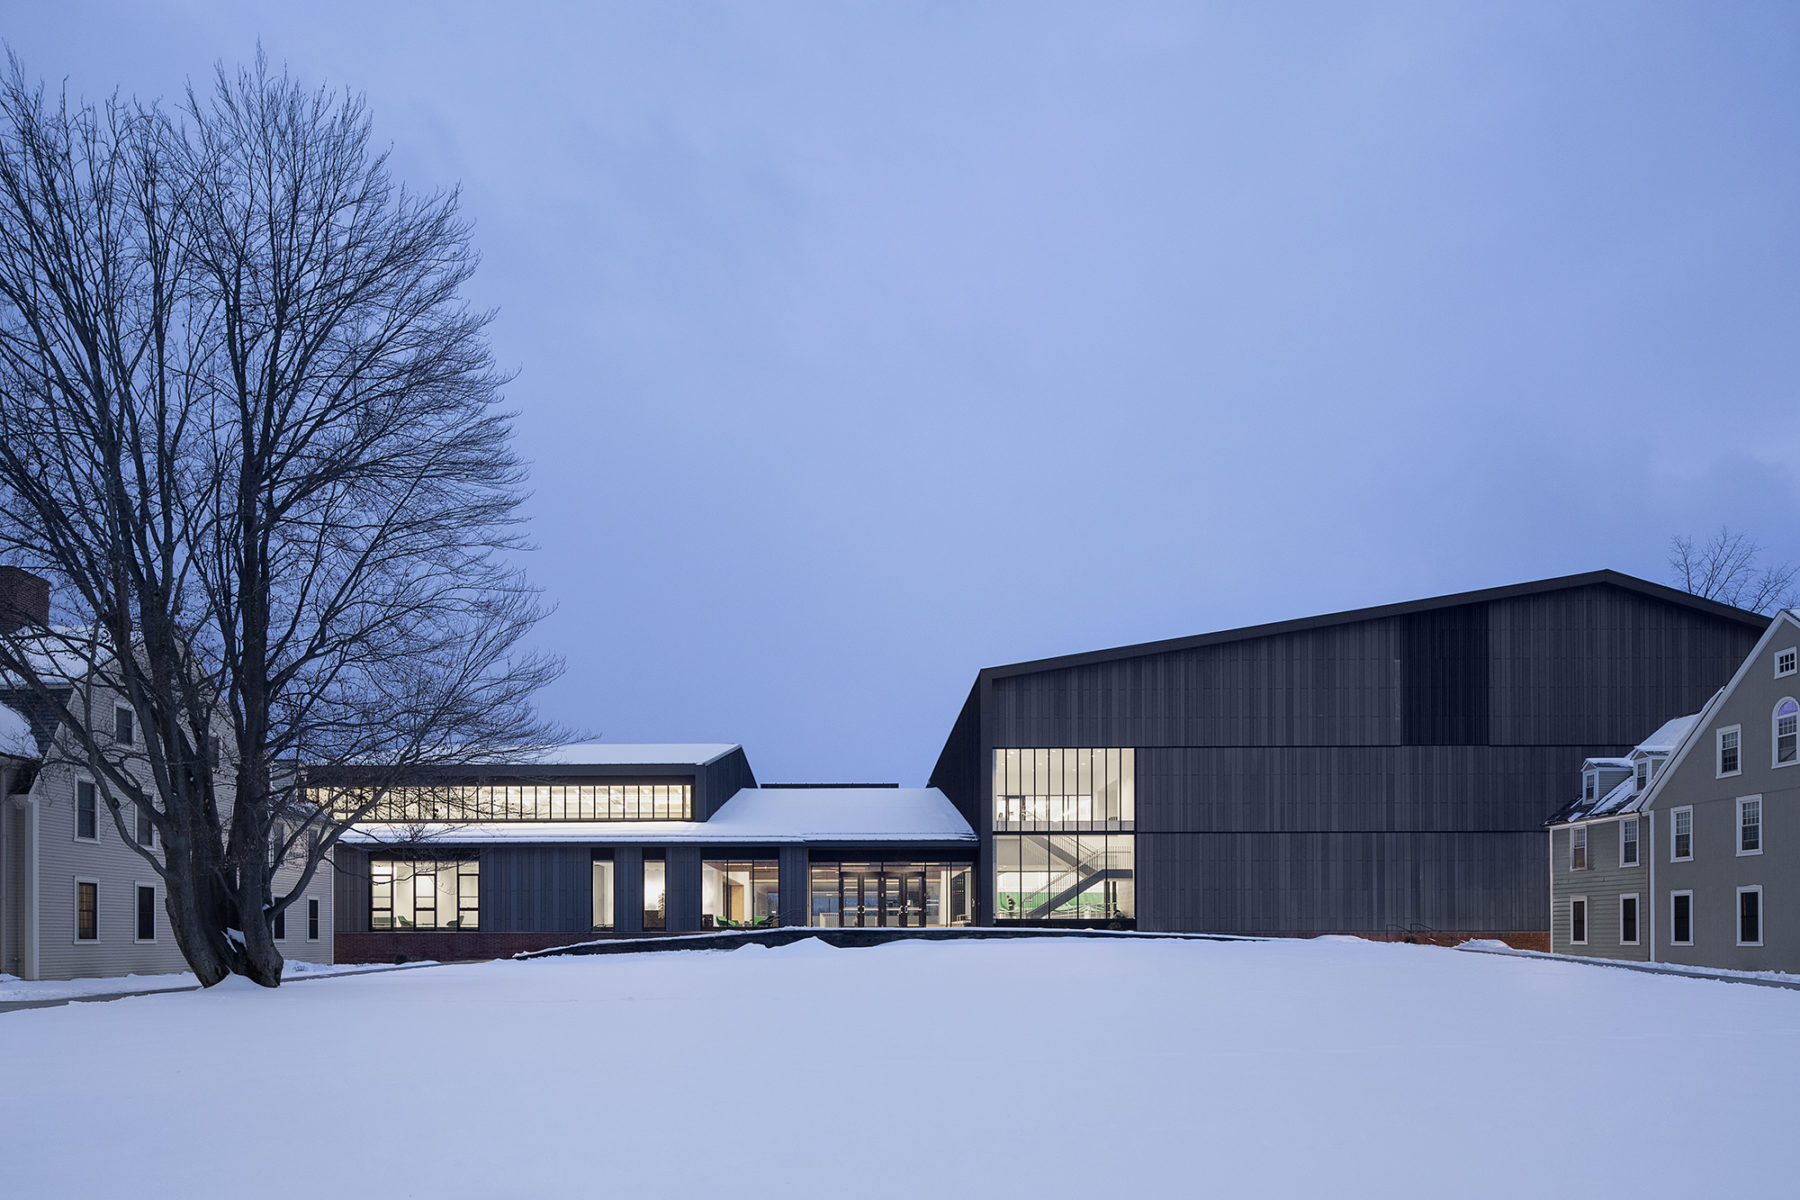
[901,873,925,926]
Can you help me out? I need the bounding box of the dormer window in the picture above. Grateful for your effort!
[1634,761,1648,790]
[1582,770,1597,802]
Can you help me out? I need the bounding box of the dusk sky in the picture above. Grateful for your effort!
[11,3,1799,783]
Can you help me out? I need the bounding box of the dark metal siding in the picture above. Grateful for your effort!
[779,846,809,926]
[613,847,644,935]
[667,847,701,932]
[928,683,983,826]
[482,846,592,934]
[332,845,369,933]
[958,578,1767,935]
[696,748,757,820]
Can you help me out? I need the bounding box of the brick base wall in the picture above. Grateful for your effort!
[1317,930,1550,953]
[335,930,616,964]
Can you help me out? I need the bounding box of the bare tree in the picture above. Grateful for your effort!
[1667,526,1799,615]
[0,52,561,986]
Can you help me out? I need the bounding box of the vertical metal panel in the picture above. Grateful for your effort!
[614,847,643,935]
[482,846,591,933]
[667,847,701,932]
[778,846,810,926]
[332,845,369,933]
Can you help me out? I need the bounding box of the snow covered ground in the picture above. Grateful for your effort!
[0,958,424,1004]
[1,935,1795,1197]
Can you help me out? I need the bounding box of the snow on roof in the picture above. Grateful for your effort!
[528,743,741,767]
[1634,714,1698,756]
[342,787,976,846]
[0,699,37,759]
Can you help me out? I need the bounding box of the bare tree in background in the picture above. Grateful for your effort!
[1668,527,1799,615]
[0,52,561,986]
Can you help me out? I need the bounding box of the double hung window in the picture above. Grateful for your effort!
[1775,699,1798,767]
[1620,817,1639,867]
[1719,726,1742,778]
[1672,807,1693,861]
[1570,826,1588,870]
[1739,796,1763,855]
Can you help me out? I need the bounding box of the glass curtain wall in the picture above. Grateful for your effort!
[371,858,481,930]
[643,857,667,930]
[701,859,779,928]
[592,854,615,929]
[333,781,694,822]
[808,861,975,927]
[993,749,1135,921]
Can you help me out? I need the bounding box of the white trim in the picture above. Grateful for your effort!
[306,895,321,942]
[1671,806,1694,862]
[73,876,100,944]
[133,880,159,944]
[1569,895,1589,946]
[73,777,98,843]
[1737,794,1764,856]
[1773,697,1799,769]
[1570,825,1589,871]
[1717,724,1743,779]
[1776,646,1797,679]
[1619,893,1640,946]
[113,703,135,745]
[1736,884,1764,948]
[1619,815,1640,867]
[1670,890,1694,946]
[1648,813,1657,959]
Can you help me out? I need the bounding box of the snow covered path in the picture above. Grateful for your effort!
[1,936,1794,1198]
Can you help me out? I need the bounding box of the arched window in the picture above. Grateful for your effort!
[1775,698,1799,767]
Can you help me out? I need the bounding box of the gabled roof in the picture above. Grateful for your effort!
[530,744,741,768]
[1633,609,1800,816]
[1547,707,1710,826]
[980,570,1768,680]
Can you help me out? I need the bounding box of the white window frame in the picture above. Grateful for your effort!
[1736,885,1764,948]
[1774,698,1799,769]
[134,881,158,944]
[1718,725,1742,779]
[1737,795,1764,856]
[1670,890,1694,946]
[1671,806,1694,862]
[1569,895,1588,946]
[1634,760,1648,791]
[113,703,135,745]
[1619,893,1640,946]
[73,778,99,843]
[1619,816,1640,867]
[1582,770,1597,802]
[1570,825,1588,871]
[1777,646,1798,679]
[74,876,100,944]
[306,896,321,942]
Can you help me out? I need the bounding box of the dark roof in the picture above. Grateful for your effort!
[0,686,70,756]
[980,570,1770,680]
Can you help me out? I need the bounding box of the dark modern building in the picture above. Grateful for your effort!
[928,571,1768,946]
[328,745,977,963]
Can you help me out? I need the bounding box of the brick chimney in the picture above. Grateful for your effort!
[0,566,50,632]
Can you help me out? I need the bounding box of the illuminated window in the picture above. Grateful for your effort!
[643,856,666,930]
[993,748,1136,922]
[702,860,779,929]
[1571,826,1588,870]
[592,854,615,929]
[370,858,480,930]
[336,780,694,822]
[807,861,973,928]
[77,881,97,941]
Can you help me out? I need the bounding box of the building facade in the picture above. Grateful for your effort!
[930,571,1766,945]
[1544,715,1693,959]
[1635,609,1800,972]
[326,746,978,963]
